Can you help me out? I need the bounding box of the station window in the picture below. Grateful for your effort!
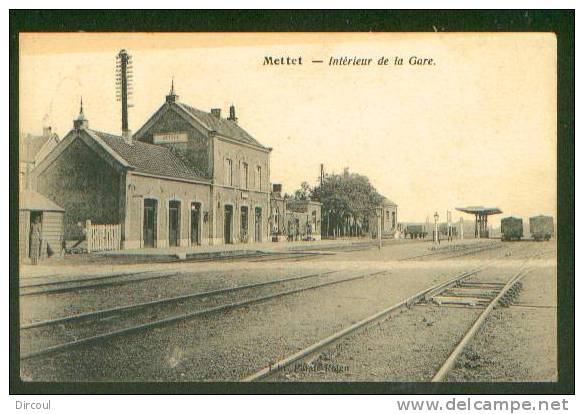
[256,165,262,190]
[225,158,233,186]
[242,162,249,189]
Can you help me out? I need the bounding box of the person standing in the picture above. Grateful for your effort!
[29,216,42,265]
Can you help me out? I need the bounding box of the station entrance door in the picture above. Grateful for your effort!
[143,199,157,248]
[254,207,262,243]
[191,202,201,246]
[168,200,181,247]
[224,205,233,244]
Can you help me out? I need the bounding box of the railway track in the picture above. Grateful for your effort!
[19,269,185,297]
[243,247,548,382]
[430,266,531,382]
[20,268,390,360]
[398,241,502,262]
[19,242,388,296]
[19,254,332,297]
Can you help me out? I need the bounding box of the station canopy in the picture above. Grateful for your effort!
[455,206,502,239]
[455,206,502,215]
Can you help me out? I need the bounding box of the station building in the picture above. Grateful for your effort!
[32,87,272,249]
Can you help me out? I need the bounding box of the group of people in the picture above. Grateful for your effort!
[286,221,313,242]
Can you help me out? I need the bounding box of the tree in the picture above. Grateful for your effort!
[312,169,384,237]
[292,181,312,201]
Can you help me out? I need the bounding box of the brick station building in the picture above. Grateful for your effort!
[32,87,272,249]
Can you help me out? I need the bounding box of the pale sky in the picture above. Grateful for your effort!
[19,33,557,225]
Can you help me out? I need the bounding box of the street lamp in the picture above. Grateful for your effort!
[434,211,439,246]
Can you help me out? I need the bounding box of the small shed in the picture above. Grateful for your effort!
[19,190,65,260]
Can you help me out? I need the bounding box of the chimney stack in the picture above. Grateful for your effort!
[228,104,238,123]
[211,108,221,118]
[272,183,283,197]
[123,129,133,146]
[43,126,52,137]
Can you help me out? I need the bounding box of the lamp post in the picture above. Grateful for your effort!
[434,211,439,246]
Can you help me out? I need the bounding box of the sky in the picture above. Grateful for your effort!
[19,33,557,225]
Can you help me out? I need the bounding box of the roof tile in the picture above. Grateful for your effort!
[177,103,268,149]
[90,130,209,182]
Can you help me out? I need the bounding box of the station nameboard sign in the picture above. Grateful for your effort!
[153,132,188,144]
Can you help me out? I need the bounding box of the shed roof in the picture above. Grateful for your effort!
[19,132,59,162]
[20,190,65,212]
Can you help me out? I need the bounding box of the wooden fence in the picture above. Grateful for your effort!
[86,220,121,253]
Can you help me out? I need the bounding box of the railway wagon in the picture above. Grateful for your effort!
[529,215,554,241]
[500,216,523,241]
[404,224,427,239]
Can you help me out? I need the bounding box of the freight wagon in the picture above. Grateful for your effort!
[501,216,523,241]
[529,215,554,241]
[403,223,428,239]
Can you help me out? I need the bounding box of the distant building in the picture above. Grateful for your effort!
[369,197,398,238]
[19,126,59,189]
[285,199,322,241]
[269,184,322,241]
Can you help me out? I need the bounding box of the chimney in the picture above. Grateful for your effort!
[211,108,221,118]
[123,129,133,146]
[43,126,52,137]
[228,104,238,123]
[73,97,89,130]
[272,183,283,197]
[166,77,179,103]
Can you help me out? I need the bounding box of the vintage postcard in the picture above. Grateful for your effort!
[16,29,563,388]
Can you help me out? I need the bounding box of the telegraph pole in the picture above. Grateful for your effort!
[116,49,133,142]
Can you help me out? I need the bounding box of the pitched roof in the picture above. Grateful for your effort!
[20,133,59,162]
[20,190,65,212]
[176,102,268,149]
[88,129,209,182]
